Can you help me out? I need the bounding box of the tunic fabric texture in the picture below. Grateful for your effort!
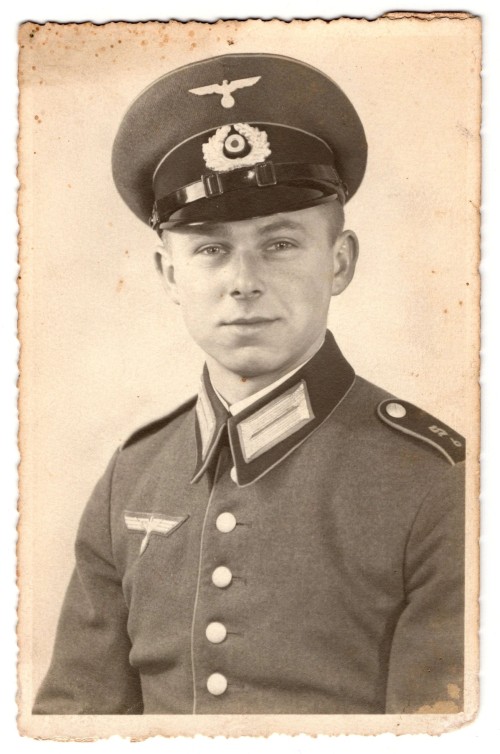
[34,332,465,715]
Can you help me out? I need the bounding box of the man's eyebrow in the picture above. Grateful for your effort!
[169,223,231,237]
[167,218,306,239]
[256,220,305,235]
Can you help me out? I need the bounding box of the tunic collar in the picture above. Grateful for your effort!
[191,330,355,487]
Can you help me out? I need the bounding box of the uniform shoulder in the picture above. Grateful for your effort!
[350,377,465,467]
[120,396,197,451]
[376,396,465,466]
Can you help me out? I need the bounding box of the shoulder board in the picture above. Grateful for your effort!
[121,396,197,450]
[377,399,465,465]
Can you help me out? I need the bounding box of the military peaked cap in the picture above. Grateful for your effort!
[112,53,367,229]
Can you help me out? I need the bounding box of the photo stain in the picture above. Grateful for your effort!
[447,683,460,700]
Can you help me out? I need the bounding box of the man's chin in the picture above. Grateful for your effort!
[223,362,280,380]
[215,352,294,381]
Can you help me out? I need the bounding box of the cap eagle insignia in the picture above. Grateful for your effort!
[189,76,261,108]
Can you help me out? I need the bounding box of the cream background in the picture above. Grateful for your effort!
[17,17,480,737]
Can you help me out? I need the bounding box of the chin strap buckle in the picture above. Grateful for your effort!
[254,162,277,187]
[202,172,224,198]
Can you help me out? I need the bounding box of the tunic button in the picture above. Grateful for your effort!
[205,621,227,644]
[386,401,407,419]
[216,512,236,533]
[207,672,227,696]
[212,566,232,588]
[230,466,238,483]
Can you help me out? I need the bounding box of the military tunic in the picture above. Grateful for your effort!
[34,332,465,714]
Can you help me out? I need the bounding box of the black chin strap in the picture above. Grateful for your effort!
[151,162,346,230]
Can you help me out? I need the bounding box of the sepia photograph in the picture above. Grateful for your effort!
[17,15,480,739]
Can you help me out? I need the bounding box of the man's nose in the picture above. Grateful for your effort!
[229,252,264,300]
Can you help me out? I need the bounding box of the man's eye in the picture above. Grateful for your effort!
[268,240,295,251]
[196,245,225,257]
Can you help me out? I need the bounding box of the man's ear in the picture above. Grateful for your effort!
[154,242,180,305]
[331,230,359,296]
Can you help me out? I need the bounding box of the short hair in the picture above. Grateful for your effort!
[315,197,345,243]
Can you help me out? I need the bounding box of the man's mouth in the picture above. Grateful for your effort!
[222,317,278,326]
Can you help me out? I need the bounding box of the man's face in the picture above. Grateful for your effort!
[158,203,355,379]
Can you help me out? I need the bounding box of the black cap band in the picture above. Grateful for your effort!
[151,162,346,229]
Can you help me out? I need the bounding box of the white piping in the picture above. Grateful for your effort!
[189,454,224,713]
[152,122,334,183]
[376,404,456,466]
[190,423,227,485]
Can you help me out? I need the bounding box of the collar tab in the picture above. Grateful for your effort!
[192,331,355,486]
[236,379,314,463]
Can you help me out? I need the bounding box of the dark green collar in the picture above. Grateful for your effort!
[191,330,355,487]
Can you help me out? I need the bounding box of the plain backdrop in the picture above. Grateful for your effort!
[2,0,498,750]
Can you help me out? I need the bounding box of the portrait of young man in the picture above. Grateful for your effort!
[19,18,479,738]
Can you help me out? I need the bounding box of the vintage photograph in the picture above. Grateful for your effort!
[18,16,480,738]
